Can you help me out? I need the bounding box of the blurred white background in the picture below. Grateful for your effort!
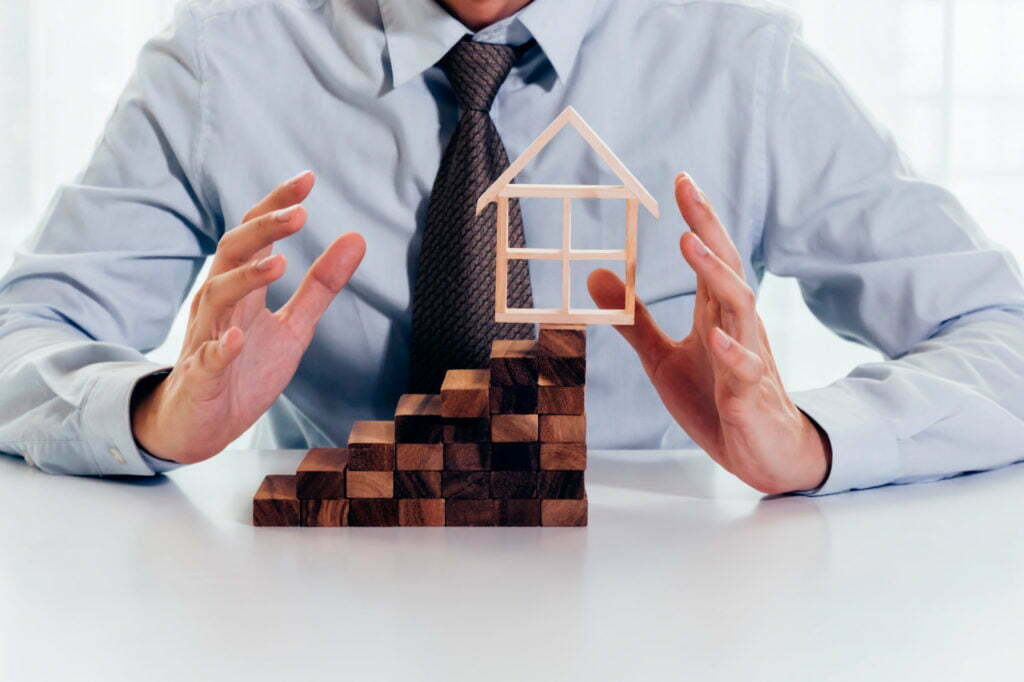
[1,0,1022,394]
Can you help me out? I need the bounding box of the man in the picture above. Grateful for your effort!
[1,0,1022,495]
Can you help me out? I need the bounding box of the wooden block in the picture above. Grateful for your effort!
[394,394,443,443]
[541,498,588,526]
[300,499,349,527]
[540,414,586,443]
[441,369,490,418]
[295,448,349,499]
[489,339,538,386]
[538,471,585,499]
[497,499,542,526]
[540,443,587,470]
[394,471,442,498]
[349,499,398,526]
[347,420,396,470]
[537,378,584,415]
[444,443,490,471]
[446,499,497,526]
[490,443,540,471]
[441,471,490,499]
[399,499,445,527]
[443,417,490,443]
[538,324,586,357]
[346,471,394,498]
[489,385,538,414]
[537,355,585,386]
[491,413,539,443]
[396,443,443,470]
[490,472,539,499]
[253,475,300,527]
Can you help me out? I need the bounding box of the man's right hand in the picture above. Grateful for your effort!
[131,171,366,464]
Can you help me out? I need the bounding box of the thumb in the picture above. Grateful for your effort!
[587,268,673,368]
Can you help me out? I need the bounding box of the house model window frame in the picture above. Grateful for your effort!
[476,106,660,326]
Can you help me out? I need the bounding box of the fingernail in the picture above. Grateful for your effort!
[255,254,278,271]
[688,178,708,207]
[287,170,312,187]
[219,329,230,347]
[273,205,297,222]
[690,232,709,256]
[675,172,689,186]
[713,327,732,351]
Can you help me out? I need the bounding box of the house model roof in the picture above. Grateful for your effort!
[476,106,660,219]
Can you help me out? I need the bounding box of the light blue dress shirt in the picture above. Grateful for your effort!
[2,0,1023,494]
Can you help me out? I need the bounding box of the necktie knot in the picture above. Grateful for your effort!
[439,38,517,113]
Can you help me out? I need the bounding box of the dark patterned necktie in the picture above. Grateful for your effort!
[408,38,535,392]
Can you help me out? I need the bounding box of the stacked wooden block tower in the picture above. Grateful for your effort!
[253,324,588,527]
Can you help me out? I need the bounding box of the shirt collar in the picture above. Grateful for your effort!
[378,0,592,89]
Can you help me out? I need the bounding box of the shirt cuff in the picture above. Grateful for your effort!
[790,383,902,495]
[80,361,176,476]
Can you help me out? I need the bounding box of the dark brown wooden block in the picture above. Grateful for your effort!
[444,443,490,471]
[490,443,540,471]
[540,414,587,443]
[394,393,443,443]
[540,443,587,470]
[489,385,538,414]
[489,339,538,386]
[446,499,497,526]
[538,324,586,358]
[295,448,349,499]
[394,471,442,498]
[491,413,539,443]
[441,471,490,499]
[349,499,398,527]
[537,355,586,387]
[541,498,588,526]
[490,472,539,499]
[396,443,444,470]
[300,498,349,527]
[441,369,490,418]
[399,499,445,526]
[497,499,542,526]
[538,471,585,499]
[253,475,300,527]
[346,471,394,498]
[347,420,396,470]
[537,378,585,415]
[443,417,490,443]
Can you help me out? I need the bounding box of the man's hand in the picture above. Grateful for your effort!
[588,173,830,494]
[131,171,366,464]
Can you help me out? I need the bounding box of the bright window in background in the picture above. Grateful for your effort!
[1,0,1022,389]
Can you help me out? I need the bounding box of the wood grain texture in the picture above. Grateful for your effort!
[537,355,586,386]
[540,443,587,470]
[489,339,538,386]
[442,417,490,443]
[490,472,539,499]
[346,471,394,498]
[295,448,349,499]
[253,475,300,527]
[441,369,490,418]
[396,443,444,471]
[394,471,442,498]
[538,324,586,357]
[348,499,399,527]
[489,385,538,414]
[537,471,585,499]
[300,499,349,527]
[537,379,584,415]
[399,499,445,527]
[541,498,588,526]
[496,499,542,526]
[445,499,497,526]
[394,394,443,443]
[347,420,396,470]
[540,414,587,443]
[491,413,539,443]
[444,443,490,471]
[441,471,490,499]
[490,443,540,471]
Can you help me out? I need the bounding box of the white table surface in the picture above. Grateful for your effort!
[3,447,1023,681]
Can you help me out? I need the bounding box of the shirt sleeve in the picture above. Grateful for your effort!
[759,24,1024,495]
[0,4,216,476]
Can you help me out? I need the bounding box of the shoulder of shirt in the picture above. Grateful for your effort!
[628,0,801,35]
[181,0,328,23]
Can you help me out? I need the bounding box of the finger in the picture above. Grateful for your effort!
[680,231,758,348]
[586,268,674,368]
[675,173,744,276]
[211,203,307,276]
[278,233,366,336]
[200,253,287,321]
[708,326,764,393]
[194,327,245,379]
[243,171,316,223]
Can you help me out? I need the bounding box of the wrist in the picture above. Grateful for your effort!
[796,410,832,491]
[130,372,177,462]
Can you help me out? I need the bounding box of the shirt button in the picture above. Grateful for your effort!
[109,447,126,464]
[24,454,35,468]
